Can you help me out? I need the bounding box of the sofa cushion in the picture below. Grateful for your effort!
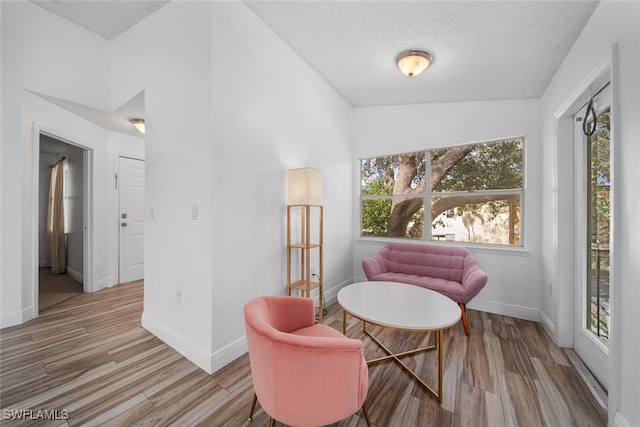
[381,243,473,282]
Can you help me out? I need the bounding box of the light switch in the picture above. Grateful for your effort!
[192,204,198,220]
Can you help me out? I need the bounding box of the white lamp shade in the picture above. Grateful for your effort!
[287,168,323,205]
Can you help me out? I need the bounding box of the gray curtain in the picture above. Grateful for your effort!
[47,159,66,274]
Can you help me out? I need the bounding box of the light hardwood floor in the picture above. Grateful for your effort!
[0,281,606,426]
[38,268,83,311]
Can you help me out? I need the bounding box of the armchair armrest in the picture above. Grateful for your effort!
[460,262,488,303]
[362,254,388,280]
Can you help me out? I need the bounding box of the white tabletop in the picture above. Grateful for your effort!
[337,281,461,331]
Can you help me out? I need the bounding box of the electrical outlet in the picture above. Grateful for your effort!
[310,267,317,278]
[177,289,182,304]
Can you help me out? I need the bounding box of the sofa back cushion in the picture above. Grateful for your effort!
[380,242,473,282]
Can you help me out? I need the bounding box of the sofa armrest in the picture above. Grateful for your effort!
[362,254,388,280]
[461,262,488,302]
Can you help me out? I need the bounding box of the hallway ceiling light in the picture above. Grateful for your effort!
[397,50,432,77]
[131,119,145,134]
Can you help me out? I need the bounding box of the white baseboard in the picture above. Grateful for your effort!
[209,336,248,374]
[208,278,356,376]
[93,276,114,292]
[468,298,539,321]
[66,266,83,284]
[141,280,542,378]
[322,278,353,305]
[539,309,555,337]
[0,306,34,328]
[141,311,216,374]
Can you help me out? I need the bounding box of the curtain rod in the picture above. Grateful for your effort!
[49,156,66,168]
[576,81,611,114]
[579,81,611,136]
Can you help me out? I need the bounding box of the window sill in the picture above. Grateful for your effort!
[355,237,531,257]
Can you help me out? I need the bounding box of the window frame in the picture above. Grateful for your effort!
[359,137,526,248]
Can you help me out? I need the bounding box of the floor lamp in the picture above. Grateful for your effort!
[286,168,324,321]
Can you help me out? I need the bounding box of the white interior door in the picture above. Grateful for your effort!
[573,85,611,390]
[119,157,145,283]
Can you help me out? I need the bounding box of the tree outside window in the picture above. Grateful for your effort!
[360,138,524,246]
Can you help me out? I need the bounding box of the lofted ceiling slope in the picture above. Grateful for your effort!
[29,0,599,116]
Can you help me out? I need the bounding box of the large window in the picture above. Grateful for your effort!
[360,138,524,246]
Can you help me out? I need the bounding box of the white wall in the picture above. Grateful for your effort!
[539,2,640,426]
[110,0,216,372]
[210,2,354,364]
[353,99,542,321]
[65,146,84,277]
[0,1,143,327]
[110,1,353,374]
[6,5,636,422]
[1,0,110,326]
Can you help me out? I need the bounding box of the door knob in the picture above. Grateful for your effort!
[121,222,128,227]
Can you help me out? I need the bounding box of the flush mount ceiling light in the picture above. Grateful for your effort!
[397,50,433,77]
[131,118,145,134]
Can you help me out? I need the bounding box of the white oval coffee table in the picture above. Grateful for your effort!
[337,281,461,402]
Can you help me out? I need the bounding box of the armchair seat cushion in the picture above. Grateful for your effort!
[291,323,347,339]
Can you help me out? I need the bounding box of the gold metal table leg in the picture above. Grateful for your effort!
[342,310,347,335]
[362,322,444,403]
[437,329,443,401]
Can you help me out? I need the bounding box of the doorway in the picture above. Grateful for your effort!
[118,156,145,283]
[573,83,612,390]
[38,134,87,311]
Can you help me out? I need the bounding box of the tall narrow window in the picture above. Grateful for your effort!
[586,107,610,341]
[573,81,612,390]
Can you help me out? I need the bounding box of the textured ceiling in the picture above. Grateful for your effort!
[244,1,600,106]
[30,0,170,40]
[28,0,599,125]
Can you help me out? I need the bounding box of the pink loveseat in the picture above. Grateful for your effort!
[362,242,487,336]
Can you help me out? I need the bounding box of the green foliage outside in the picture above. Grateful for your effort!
[361,139,523,240]
[589,110,610,248]
[432,139,522,192]
[587,109,610,340]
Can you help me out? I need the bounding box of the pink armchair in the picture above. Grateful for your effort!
[244,296,370,427]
